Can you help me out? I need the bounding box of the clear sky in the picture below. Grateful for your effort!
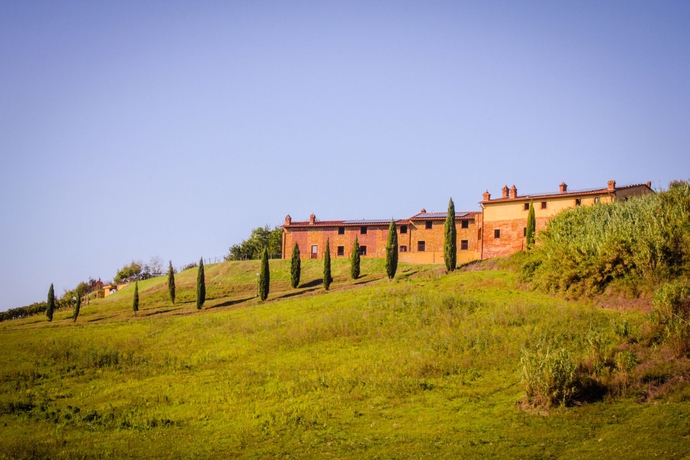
[1,1,689,310]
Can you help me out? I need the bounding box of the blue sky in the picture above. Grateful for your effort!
[1,1,689,310]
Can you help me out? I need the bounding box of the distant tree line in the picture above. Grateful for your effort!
[225,226,282,261]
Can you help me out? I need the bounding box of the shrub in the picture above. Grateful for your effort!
[652,279,690,356]
[520,344,577,408]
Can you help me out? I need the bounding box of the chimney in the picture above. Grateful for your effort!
[284,215,292,226]
[647,181,652,188]
[559,182,567,193]
[510,185,517,199]
[309,213,316,225]
[420,208,426,213]
[607,180,616,192]
[482,190,491,201]
[501,185,509,198]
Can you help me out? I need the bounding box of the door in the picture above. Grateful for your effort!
[311,245,318,259]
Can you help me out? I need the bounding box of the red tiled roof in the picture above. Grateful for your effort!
[283,218,410,229]
[409,211,480,221]
[480,183,652,204]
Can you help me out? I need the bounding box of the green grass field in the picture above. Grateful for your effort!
[1,259,690,458]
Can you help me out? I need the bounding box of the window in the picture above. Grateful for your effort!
[461,220,469,229]
[400,225,407,234]
[359,246,367,256]
[575,199,581,206]
[494,229,501,239]
[524,203,530,211]
[338,227,345,235]
[400,245,407,252]
[594,197,600,203]
[540,201,547,210]
[523,227,527,237]
[425,221,433,229]
[361,226,367,234]
[418,241,426,252]
[460,240,468,250]
[337,246,344,256]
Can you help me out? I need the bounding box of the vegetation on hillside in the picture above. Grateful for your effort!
[519,181,690,297]
[2,261,690,457]
[225,225,282,261]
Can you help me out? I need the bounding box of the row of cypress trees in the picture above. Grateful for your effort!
[47,198,468,320]
[133,257,205,315]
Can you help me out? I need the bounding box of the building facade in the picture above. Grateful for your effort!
[281,210,481,265]
[281,179,653,265]
[479,180,654,259]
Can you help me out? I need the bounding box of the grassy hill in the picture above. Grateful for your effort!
[2,259,690,458]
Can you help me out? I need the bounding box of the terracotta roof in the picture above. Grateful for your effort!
[409,211,479,221]
[284,218,409,229]
[480,182,652,204]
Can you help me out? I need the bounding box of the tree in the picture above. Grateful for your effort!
[46,284,55,322]
[148,256,164,277]
[290,243,301,289]
[350,236,361,280]
[323,238,332,290]
[196,258,205,310]
[73,285,82,322]
[259,248,270,300]
[225,225,283,261]
[385,219,398,279]
[526,201,536,249]
[114,261,143,284]
[167,261,176,304]
[132,282,139,315]
[444,197,457,272]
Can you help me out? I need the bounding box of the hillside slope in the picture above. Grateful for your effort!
[1,260,690,458]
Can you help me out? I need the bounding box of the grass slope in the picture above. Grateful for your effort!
[1,260,689,458]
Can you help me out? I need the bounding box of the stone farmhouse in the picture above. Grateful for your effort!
[281,180,654,265]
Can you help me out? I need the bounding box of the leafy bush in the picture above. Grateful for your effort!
[520,344,577,408]
[652,279,690,356]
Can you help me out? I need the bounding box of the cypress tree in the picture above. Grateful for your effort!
[290,243,301,289]
[46,283,55,322]
[444,197,457,272]
[526,200,536,249]
[259,248,270,301]
[385,219,398,279]
[196,258,205,310]
[73,287,82,322]
[132,281,139,316]
[350,236,361,280]
[323,238,332,290]
[167,260,176,304]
